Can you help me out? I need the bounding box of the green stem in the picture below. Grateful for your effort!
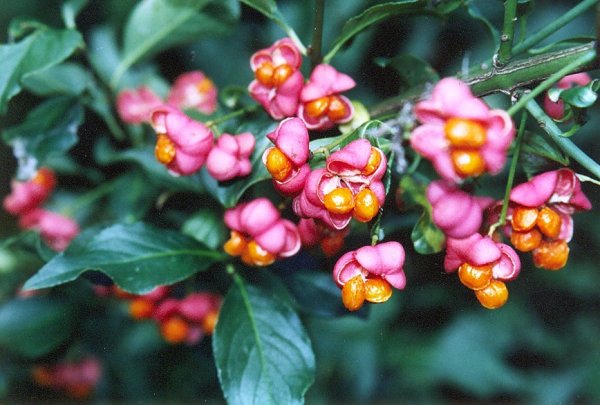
[497,0,518,66]
[310,0,326,69]
[205,105,258,130]
[506,49,596,116]
[63,178,121,217]
[488,111,527,237]
[371,42,598,117]
[526,99,600,180]
[512,0,598,56]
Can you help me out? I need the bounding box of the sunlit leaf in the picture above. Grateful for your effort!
[411,211,445,254]
[182,208,227,250]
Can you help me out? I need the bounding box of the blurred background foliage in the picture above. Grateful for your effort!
[1,0,599,403]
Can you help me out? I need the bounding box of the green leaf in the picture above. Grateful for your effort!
[107,172,160,223]
[375,54,439,89]
[324,1,426,62]
[433,0,464,14]
[113,0,239,87]
[213,275,315,405]
[21,62,92,96]
[2,97,83,166]
[94,138,205,193]
[521,131,569,166]
[0,297,75,358]
[61,0,89,28]
[239,0,277,18]
[466,1,499,49]
[0,26,83,113]
[200,125,273,208]
[560,85,597,108]
[283,270,349,318]
[411,211,445,254]
[182,208,227,250]
[23,222,225,294]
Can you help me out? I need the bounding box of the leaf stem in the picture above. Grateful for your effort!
[488,111,527,237]
[506,49,596,116]
[205,105,259,130]
[62,178,121,217]
[496,0,517,66]
[274,10,307,55]
[525,99,600,180]
[310,0,326,69]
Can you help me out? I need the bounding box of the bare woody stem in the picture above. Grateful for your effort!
[496,0,518,66]
[370,42,599,117]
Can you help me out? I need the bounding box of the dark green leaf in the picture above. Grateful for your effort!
[61,0,89,28]
[107,172,160,223]
[200,126,272,208]
[516,0,534,17]
[560,85,597,108]
[433,0,464,14]
[521,131,569,166]
[94,138,205,193]
[23,222,225,294]
[529,36,594,55]
[2,97,83,165]
[213,275,315,404]
[284,270,349,318]
[182,208,227,250]
[0,26,83,113]
[324,1,425,62]
[88,26,122,85]
[399,175,429,208]
[21,62,92,96]
[411,211,445,254]
[113,0,239,86]
[0,297,75,358]
[467,1,499,48]
[375,54,439,89]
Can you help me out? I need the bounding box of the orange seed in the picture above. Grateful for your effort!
[341,275,366,311]
[364,278,393,303]
[265,147,293,182]
[323,187,355,215]
[458,262,493,290]
[533,239,569,271]
[475,279,509,309]
[536,206,562,239]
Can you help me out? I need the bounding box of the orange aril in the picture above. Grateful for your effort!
[458,262,493,290]
[364,278,393,303]
[475,279,509,309]
[272,64,293,87]
[450,149,486,177]
[323,187,355,215]
[536,206,562,239]
[533,239,569,271]
[196,77,215,93]
[445,118,487,148]
[510,228,542,252]
[511,206,539,232]
[129,298,155,320]
[32,168,56,190]
[160,317,189,344]
[265,147,293,182]
[353,188,380,222]
[66,384,93,400]
[224,231,248,256]
[155,134,176,165]
[327,96,347,121]
[305,97,330,118]
[31,366,53,387]
[363,147,381,176]
[244,240,276,267]
[255,61,274,86]
[341,275,366,311]
[202,310,219,335]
